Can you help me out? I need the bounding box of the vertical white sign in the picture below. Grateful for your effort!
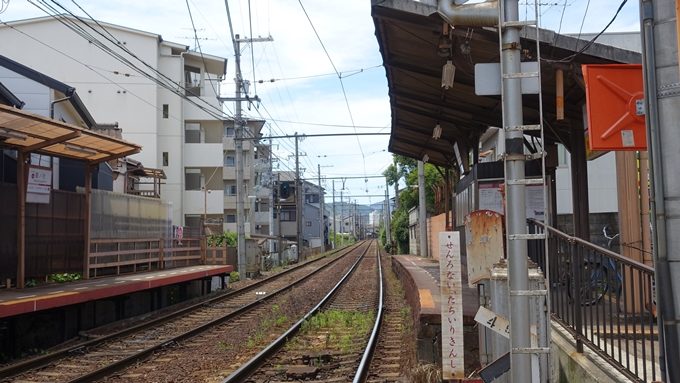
[26,165,52,204]
[439,231,464,379]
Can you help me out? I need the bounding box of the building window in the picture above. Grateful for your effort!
[224,126,235,137]
[162,152,169,166]
[185,169,201,191]
[224,183,237,195]
[225,214,236,223]
[305,193,319,203]
[162,104,169,118]
[184,65,201,96]
[185,215,201,230]
[306,221,312,227]
[280,210,296,221]
[185,122,201,143]
[224,155,235,167]
[557,144,568,167]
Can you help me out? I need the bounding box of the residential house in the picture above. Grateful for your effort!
[274,171,326,252]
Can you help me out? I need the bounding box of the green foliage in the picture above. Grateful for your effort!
[298,309,374,353]
[330,232,354,246]
[25,279,38,288]
[383,154,447,254]
[207,231,237,247]
[391,209,410,254]
[48,273,81,283]
[229,271,240,283]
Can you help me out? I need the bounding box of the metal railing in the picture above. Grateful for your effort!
[528,220,659,383]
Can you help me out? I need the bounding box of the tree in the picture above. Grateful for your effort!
[383,154,446,254]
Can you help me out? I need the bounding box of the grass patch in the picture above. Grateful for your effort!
[294,309,374,353]
[243,303,289,349]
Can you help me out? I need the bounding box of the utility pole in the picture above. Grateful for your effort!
[294,133,303,259]
[501,0,533,381]
[268,137,275,256]
[417,160,428,258]
[222,30,272,279]
[385,179,391,250]
[234,35,246,279]
[276,173,282,260]
[332,180,336,249]
[340,189,344,247]
[640,0,680,380]
[317,164,324,250]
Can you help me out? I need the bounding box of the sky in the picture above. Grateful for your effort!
[0,0,641,207]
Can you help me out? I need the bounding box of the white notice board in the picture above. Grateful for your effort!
[27,165,51,204]
[439,231,464,379]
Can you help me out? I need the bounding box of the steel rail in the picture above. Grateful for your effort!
[0,242,363,381]
[63,241,371,383]
[221,240,375,383]
[353,242,384,383]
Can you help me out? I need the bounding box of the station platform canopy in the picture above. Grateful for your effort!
[0,103,140,163]
[371,0,640,167]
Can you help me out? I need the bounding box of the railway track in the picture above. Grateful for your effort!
[363,251,415,383]
[0,242,368,383]
[223,240,383,383]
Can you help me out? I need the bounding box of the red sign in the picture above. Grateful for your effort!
[582,64,647,151]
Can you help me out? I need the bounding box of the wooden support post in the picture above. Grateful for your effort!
[159,238,165,270]
[83,164,92,280]
[16,151,27,289]
[616,151,647,314]
[570,123,590,241]
[639,151,653,265]
[200,237,206,265]
[556,69,564,120]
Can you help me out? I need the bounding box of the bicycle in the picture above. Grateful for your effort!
[555,226,623,306]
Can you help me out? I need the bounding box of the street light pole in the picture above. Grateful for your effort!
[332,180,336,249]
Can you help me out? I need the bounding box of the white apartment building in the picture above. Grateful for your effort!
[0,16,248,229]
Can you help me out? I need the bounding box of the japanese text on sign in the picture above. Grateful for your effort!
[439,231,464,379]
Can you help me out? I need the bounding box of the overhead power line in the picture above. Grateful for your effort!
[32,0,231,122]
[297,0,367,174]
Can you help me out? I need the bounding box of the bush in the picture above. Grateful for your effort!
[229,271,240,283]
[208,231,237,247]
[48,273,81,283]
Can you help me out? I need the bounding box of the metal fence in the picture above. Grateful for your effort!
[528,220,659,382]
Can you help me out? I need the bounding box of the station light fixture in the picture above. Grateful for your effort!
[441,60,456,89]
[0,128,28,141]
[64,143,97,156]
[432,123,442,140]
[422,153,429,163]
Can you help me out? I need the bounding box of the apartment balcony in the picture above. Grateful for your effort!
[254,211,270,225]
[253,186,271,199]
[184,143,223,167]
[183,190,224,215]
[223,222,237,233]
[223,166,251,180]
[223,136,253,151]
[183,95,222,121]
[224,195,237,210]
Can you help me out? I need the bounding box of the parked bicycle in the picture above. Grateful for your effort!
[553,225,623,306]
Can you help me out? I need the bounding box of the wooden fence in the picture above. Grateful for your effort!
[88,237,204,278]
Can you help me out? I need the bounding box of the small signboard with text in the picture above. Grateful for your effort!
[27,165,51,204]
[439,231,464,380]
[465,210,504,287]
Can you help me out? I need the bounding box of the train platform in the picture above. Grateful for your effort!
[391,254,481,375]
[0,265,232,319]
[391,254,479,324]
